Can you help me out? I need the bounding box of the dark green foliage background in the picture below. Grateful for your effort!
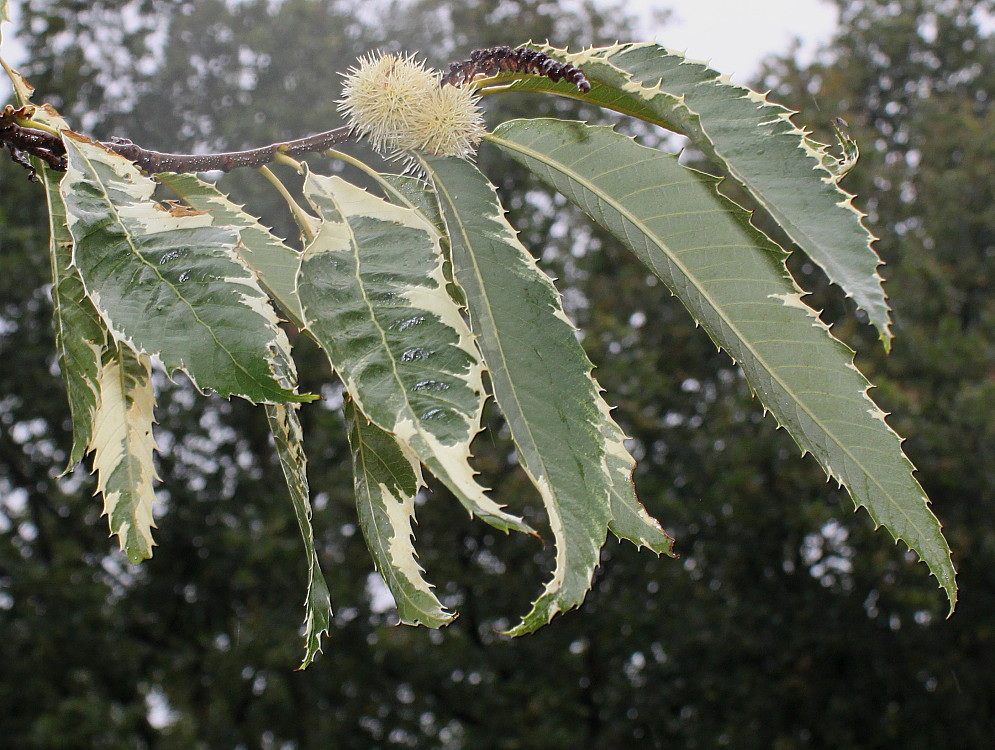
[0,0,992,747]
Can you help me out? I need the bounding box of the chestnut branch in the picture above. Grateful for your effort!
[1,46,590,180]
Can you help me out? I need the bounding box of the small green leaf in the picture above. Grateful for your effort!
[297,171,529,534]
[495,43,891,346]
[265,403,331,669]
[89,345,159,564]
[422,154,619,634]
[346,400,455,628]
[489,118,955,608]
[60,134,305,404]
[156,172,305,326]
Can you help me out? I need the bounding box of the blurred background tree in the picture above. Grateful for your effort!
[0,0,991,747]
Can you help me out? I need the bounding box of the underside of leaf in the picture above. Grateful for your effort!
[422,154,628,633]
[486,42,891,347]
[488,118,955,609]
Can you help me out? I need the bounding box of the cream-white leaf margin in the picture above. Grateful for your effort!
[23,102,109,470]
[488,118,955,608]
[89,346,159,564]
[156,171,306,327]
[597,395,674,555]
[420,154,668,633]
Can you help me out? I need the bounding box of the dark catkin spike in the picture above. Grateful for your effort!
[441,45,591,93]
[518,48,543,65]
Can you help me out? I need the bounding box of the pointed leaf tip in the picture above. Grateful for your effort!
[347,401,455,628]
[89,347,159,563]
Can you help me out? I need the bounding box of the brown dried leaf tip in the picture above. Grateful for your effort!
[442,46,591,94]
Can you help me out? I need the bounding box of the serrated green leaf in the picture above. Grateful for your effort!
[49,184,107,469]
[60,134,305,404]
[346,400,454,628]
[155,172,305,327]
[89,345,159,564]
[265,402,331,669]
[493,42,890,346]
[488,118,955,608]
[297,171,529,534]
[421,154,619,634]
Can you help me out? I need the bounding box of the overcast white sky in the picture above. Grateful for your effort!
[2,0,840,84]
[635,0,839,83]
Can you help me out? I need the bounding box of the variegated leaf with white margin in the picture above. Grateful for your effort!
[22,103,109,470]
[596,396,675,555]
[156,172,305,327]
[346,400,454,628]
[296,171,530,534]
[488,118,955,609]
[489,42,891,348]
[89,345,159,564]
[48,171,108,469]
[265,403,331,669]
[60,134,306,404]
[421,154,622,634]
